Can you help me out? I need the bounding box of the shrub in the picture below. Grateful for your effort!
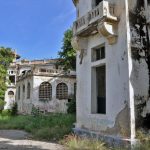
[0,100,6,112]
[67,98,76,114]
[62,134,107,150]
[1,109,12,116]
[11,102,18,116]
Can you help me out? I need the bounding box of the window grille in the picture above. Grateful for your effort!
[56,83,68,100]
[39,82,52,100]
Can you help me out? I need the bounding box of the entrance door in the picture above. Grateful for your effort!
[96,65,106,114]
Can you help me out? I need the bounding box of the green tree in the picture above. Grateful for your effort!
[58,29,76,70]
[0,47,14,109]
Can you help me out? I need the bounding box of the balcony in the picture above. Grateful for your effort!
[73,1,118,38]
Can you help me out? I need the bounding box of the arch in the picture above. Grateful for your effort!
[56,82,68,100]
[27,82,31,99]
[8,91,14,96]
[39,82,52,100]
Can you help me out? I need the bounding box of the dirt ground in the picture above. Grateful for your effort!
[0,130,65,150]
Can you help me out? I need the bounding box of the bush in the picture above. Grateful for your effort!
[67,98,76,114]
[0,100,6,112]
[62,134,107,150]
[1,109,12,116]
[11,102,18,116]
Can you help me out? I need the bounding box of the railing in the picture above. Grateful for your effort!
[73,1,116,35]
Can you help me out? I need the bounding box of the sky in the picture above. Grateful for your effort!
[0,0,76,60]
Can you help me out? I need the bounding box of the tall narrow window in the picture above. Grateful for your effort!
[74,83,77,97]
[96,65,106,114]
[39,82,52,100]
[23,85,25,99]
[91,65,106,114]
[18,86,20,100]
[27,82,31,99]
[56,83,68,100]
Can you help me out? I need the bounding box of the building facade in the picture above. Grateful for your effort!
[5,58,76,114]
[72,0,150,144]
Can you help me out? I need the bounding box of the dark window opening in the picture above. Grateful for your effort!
[27,83,31,99]
[40,69,47,73]
[96,65,106,114]
[9,75,15,84]
[18,86,20,100]
[8,91,14,96]
[95,0,103,6]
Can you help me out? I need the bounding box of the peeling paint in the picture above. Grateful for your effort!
[129,0,150,127]
[104,105,130,137]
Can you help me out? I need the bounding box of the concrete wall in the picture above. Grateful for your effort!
[128,0,150,129]
[17,75,76,114]
[74,0,133,138]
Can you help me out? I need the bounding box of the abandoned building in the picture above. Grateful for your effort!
[71,0,150,145]
[5,56,76,114]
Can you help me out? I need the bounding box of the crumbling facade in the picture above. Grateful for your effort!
[72,0,150,145]
[5,58,76,114]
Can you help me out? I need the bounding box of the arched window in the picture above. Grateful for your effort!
[27,82,31,99]
[39,82,52,100]
[18,86,20,100]
[56,83,68,100]
[8,91,14,96]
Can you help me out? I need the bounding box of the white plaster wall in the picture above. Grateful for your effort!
[4,88,16,109]
[16,76,33,114]
[17,75,76,114]
[75,0,132,135]
[32,76,76,113]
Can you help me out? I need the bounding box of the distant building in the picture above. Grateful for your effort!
[72,0,150,146]
[5,57,76,114]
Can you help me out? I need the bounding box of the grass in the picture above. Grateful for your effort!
[61,134,108,150]
[0,113,75,141]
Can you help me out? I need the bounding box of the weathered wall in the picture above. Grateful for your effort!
[75,0,133,138]
[129,0,150,128]
[17,75,76,114]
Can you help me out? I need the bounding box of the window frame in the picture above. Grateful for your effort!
[39,82,52,101]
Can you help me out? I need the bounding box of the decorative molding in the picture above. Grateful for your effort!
[97,20,118,45]
[71,36,88,64]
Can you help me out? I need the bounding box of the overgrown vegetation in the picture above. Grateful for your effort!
[0,113,75,141]
[0,47,14,111]
[58,28,76,70]
[67,98,76,114]
[61,134,108,150]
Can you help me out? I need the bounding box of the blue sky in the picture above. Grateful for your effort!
[0,0,76,60]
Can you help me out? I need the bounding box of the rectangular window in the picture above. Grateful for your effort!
[91,65,106,114]
[92,46,105,62]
